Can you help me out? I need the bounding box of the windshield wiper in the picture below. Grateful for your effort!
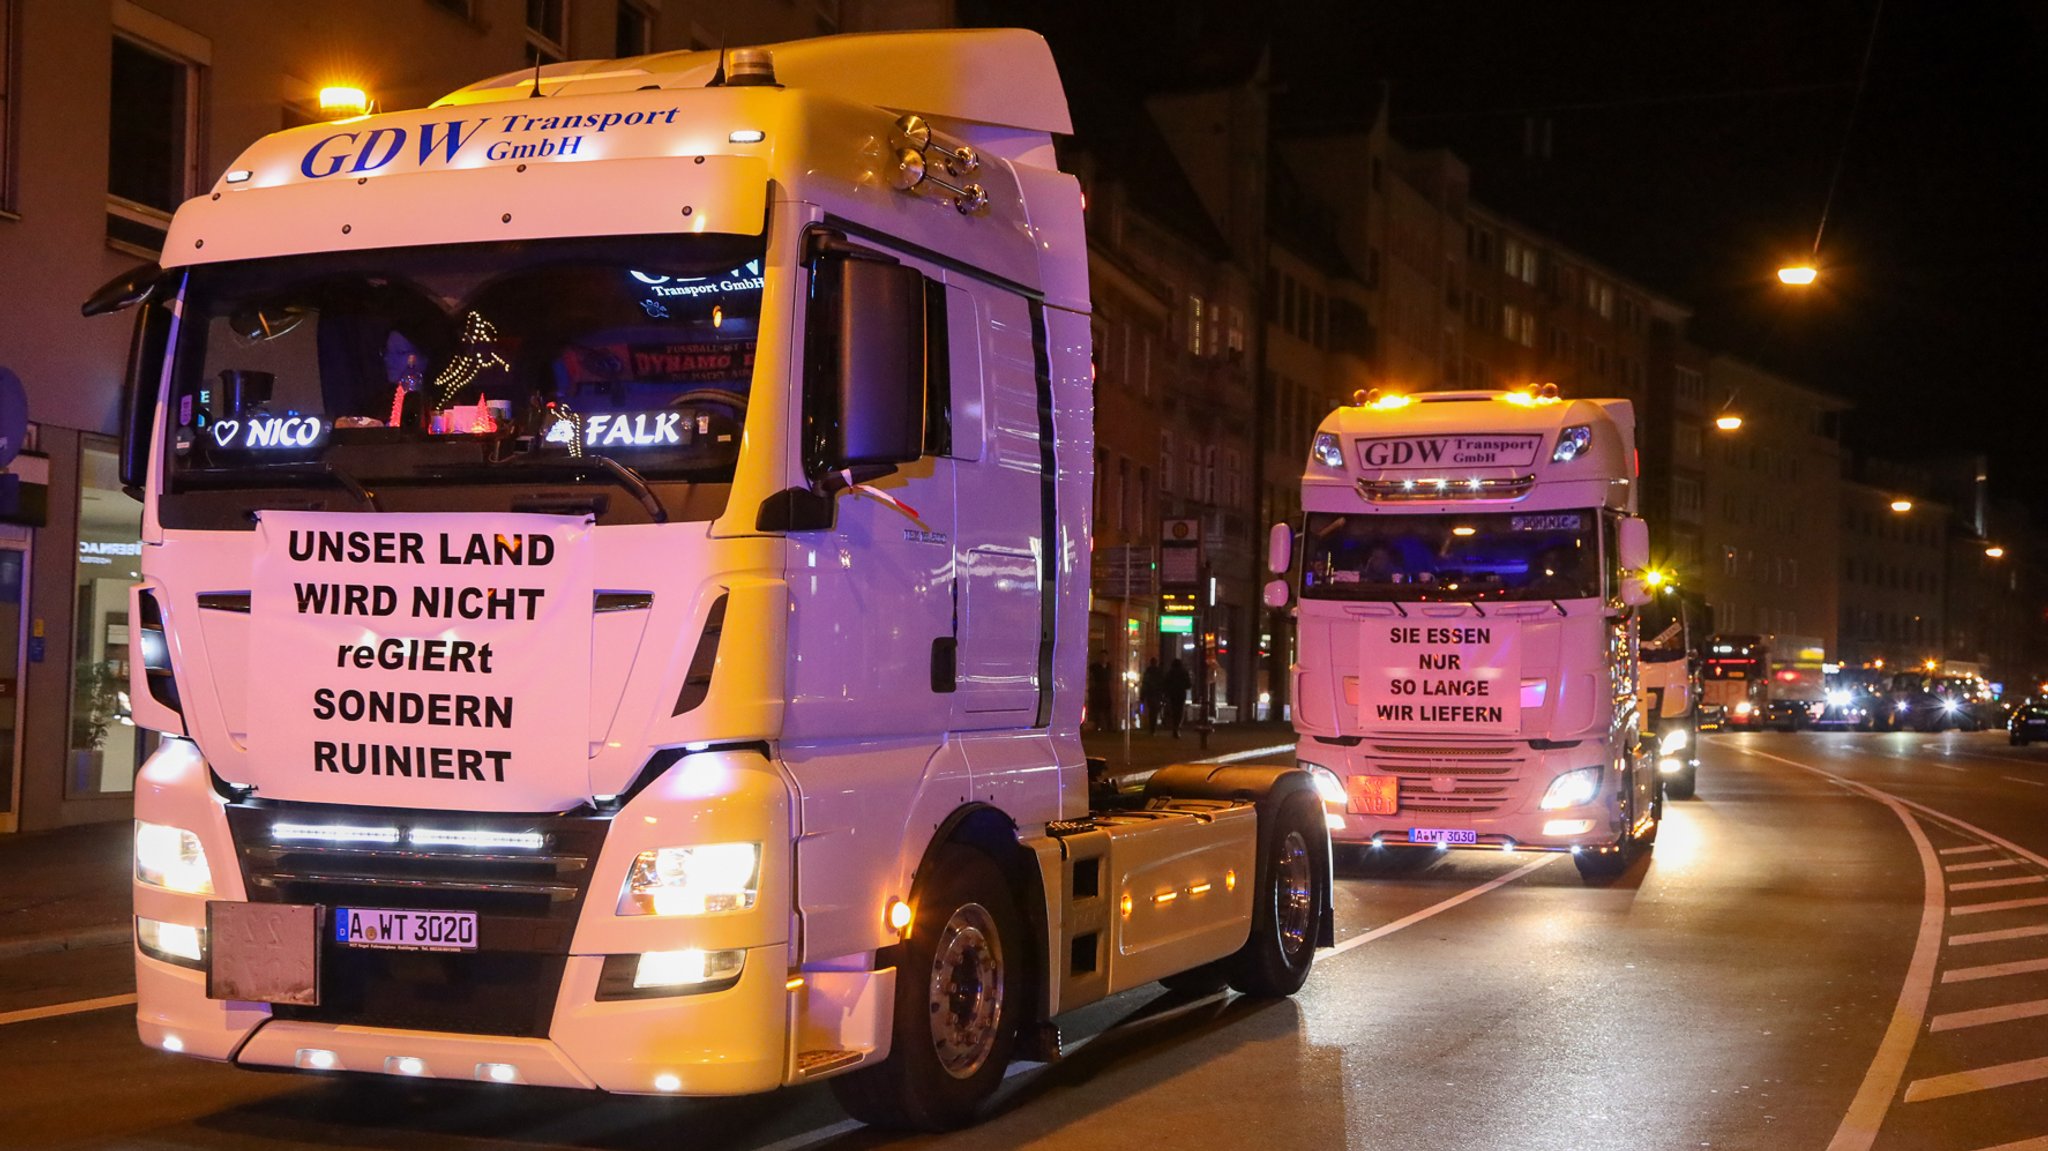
[237,460,381,511]
[488,454,670,523]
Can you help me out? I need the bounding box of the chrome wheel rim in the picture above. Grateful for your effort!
[928,902,1004,1079]
[1276,830,1314,955]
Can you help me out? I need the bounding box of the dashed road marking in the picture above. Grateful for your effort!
[1942,956,2048,984]
[2005,776,2048,788]
[1931,997,2048,1033]
[1905,1054,2048,1103]
[0,994,136,1027]
[1954,875,2048,892]
[1948,858,2024,873]
[1956,896,2048,917]
[1943,845,1999,856]
[1952,924,2048,946]
[1971,1135,2048,1150]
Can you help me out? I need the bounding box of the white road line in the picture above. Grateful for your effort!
[1943,956,2048,984]
[1947,858,2023,873]
[1972,1136,2048,1151]
[1738,748,1945,1151]
[2005,776,2048,788]
[762,847,1552,1151]
[1904,1054,2048,1103]
[1942,845,1999,856]
[0,994,136,1027]
[1935,764,1968,772]
[1931,997,2048,1033]
[1952,924,2048,946]
[1955,896,2048,917]
[1953,876,2047,892]
[1324,853,1557,958]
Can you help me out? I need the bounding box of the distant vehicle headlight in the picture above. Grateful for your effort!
[1658,728,1688,755]
[1733,701,1754,717]
[1826,691,1851,708]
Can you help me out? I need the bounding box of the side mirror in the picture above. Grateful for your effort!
[1267,522,1293,574]
[1262,578,1291,609]
[1618,515,1650,571]
[1620,575,1651,607]
[119,298,173,494]
[807,251,927,472]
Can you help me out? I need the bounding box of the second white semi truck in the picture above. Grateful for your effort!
[1273,387,1659,882]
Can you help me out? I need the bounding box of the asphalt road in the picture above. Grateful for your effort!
[5,731,2047,1150]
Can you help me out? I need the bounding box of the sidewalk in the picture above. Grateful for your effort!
[0,820,132,961]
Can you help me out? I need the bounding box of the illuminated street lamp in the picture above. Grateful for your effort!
[1777,265,1819,285]
[1889,498,1913,513]
[1714,413,1744,431]
[1985,545,2006,558]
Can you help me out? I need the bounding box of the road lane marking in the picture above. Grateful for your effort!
[1953,876,2047,892]
[1942,956,2048,984]
[1324,853,1557,958]
[1955,896,2048,917]
[1931,997,2048,1033]
[1972,1136,2048,1151]
[1952,924,2048,946]
[0,994,137,1027]
[1943,845,1999,856]
[1904,1054,2048,1103]
[762,846,1553,1151]
[1737,748,1945,1151]
[2005,776,2047,787]
[1947,858,2023,873]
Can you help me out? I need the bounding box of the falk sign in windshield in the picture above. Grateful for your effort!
[1355,435,1540,470]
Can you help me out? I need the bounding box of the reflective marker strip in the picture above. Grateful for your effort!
[0,994,137,1028]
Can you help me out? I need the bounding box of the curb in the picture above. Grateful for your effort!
[0,924,130,962]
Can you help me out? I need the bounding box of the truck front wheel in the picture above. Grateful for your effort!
[1224,788,1326,998]
[831,844,1025,1132]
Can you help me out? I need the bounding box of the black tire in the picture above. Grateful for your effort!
[2012,732,2028,747]
[1665,766,1698,800]
[830,845,1026,1132]
[1223,788,1326,998]
[1574,843,1631,881]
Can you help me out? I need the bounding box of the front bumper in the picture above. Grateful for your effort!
[1304,741,1627,852]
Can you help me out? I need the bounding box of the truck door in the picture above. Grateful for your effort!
[948,283,1045,727]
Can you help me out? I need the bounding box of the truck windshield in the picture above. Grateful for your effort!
[162,232,765,501]
[1300,509,1601,602]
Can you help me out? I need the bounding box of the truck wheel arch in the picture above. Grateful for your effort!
[898,802,1054,1036]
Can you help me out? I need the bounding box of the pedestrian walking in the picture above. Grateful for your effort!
[1087,658,1113,732]
[1163,657,1191,738]
[1139,659,1163,734]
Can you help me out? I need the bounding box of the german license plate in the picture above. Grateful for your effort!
[1408,827,1479,846]
[1347,775,1399,816]
[335,907,478,951]
[207,901,320,1005]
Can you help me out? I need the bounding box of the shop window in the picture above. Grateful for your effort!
[68,439,156,796]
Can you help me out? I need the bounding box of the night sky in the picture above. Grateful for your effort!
[1272,0,2048,510]
[983,1,2048,515]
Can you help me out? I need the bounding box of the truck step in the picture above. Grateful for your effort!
[794,1049,865,1077]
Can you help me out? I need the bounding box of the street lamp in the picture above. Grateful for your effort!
[1889,498,1913,513]
[1985,545,2006,558]
[1777,265,1819,285]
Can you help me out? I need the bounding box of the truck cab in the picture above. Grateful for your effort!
[1276,387,1658,882]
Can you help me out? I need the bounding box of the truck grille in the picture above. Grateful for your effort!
[224,800,611,1037]
[1365,745,1527,815]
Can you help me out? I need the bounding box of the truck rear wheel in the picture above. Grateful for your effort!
[1665,764,1697,800]
[830,844,1024,1132]
[1223,788,1326,998]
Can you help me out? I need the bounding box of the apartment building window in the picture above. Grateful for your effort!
[1159,432,1175,494]
[1501,303,1519,340]
[108,12,209,256]
[1,0,16,214]
[1673,476,1702,521]
[1722,546,1738,577]
[1517,311,1535,348]
[616,0,651,56]
[1677,421,1703,462]
[1187,294,1205,356]
[1227,305,1246,354]
[527,0,570,62]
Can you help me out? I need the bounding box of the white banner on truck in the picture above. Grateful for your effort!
[248,511,595,808]
[1360,620,1520,734]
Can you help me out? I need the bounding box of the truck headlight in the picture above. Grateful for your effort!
[134,821,214,895]
[1733,701,1754,717]
[1300,763,1347,806]
[1539,767,1602,810]
[618,842,760,916]
[1551,424,1593,462]
[1312,432,1345,469]
[1658,728,1688,755]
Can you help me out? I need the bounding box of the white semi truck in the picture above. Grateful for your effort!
[89,31,1332,1131]
[1272,387,1659,882]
